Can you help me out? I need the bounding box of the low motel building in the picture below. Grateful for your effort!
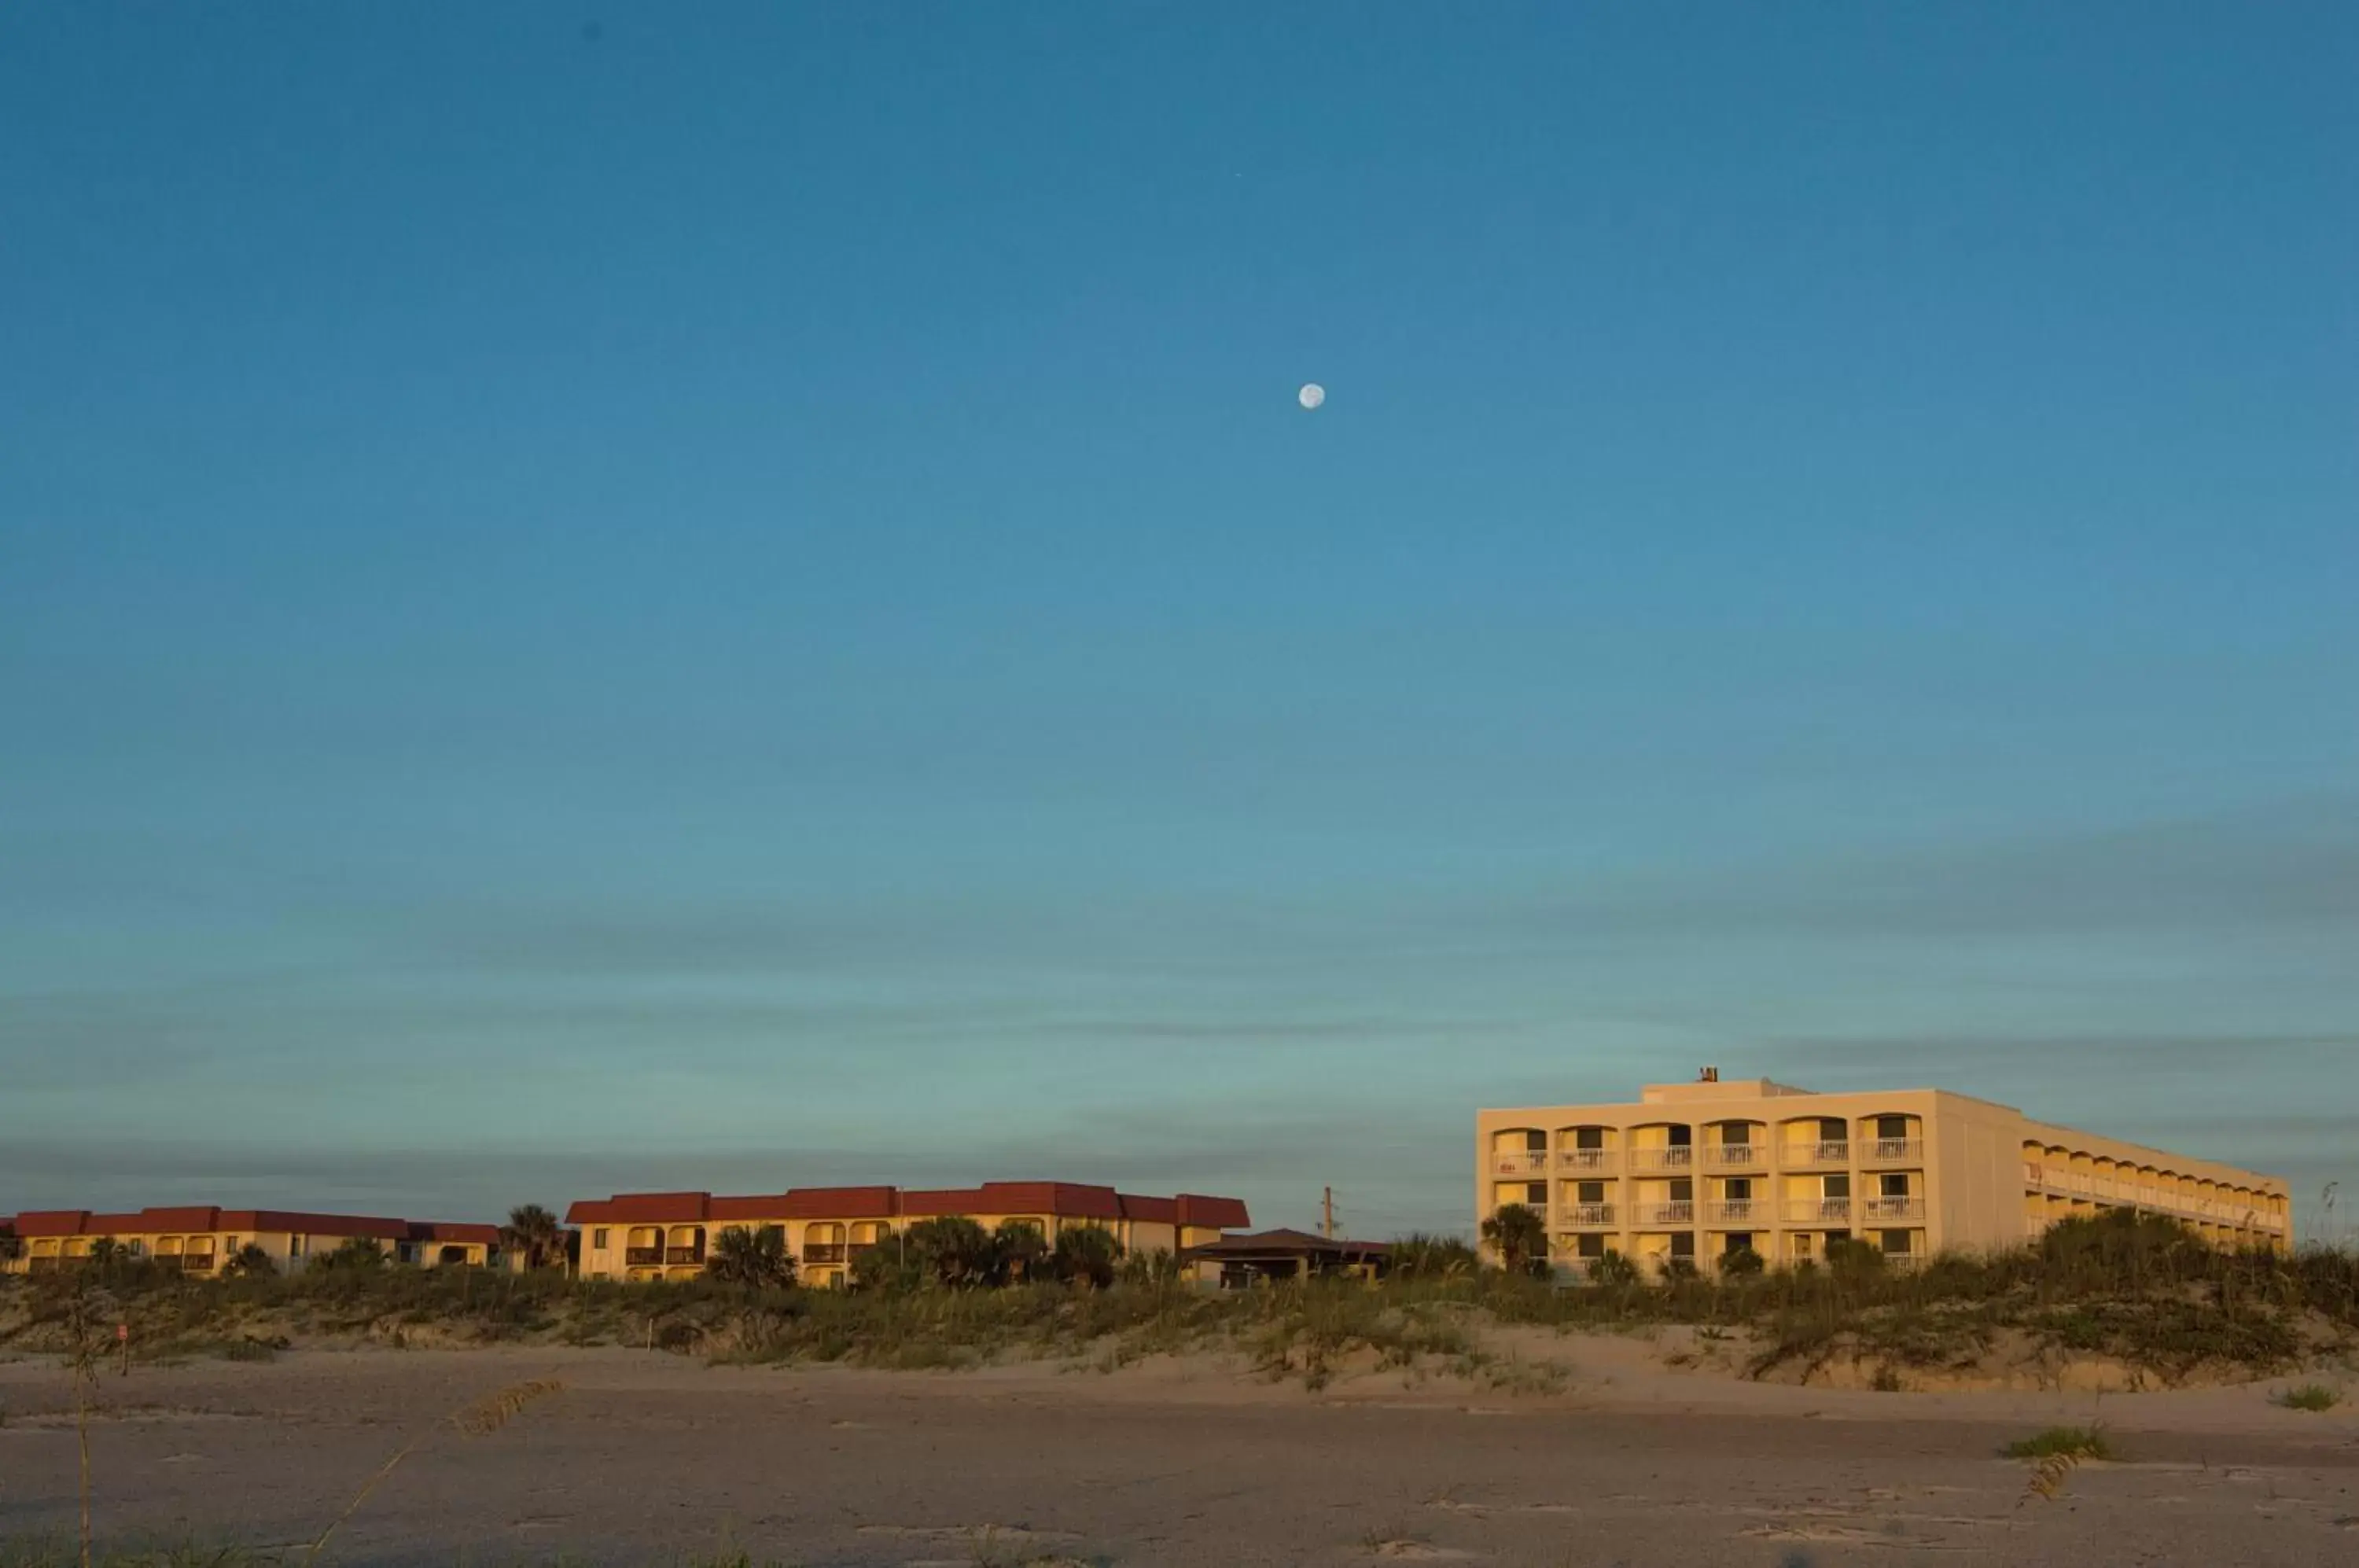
[0,1206,503,1275]
[1480,1072,2292,1277]
[566,1181,1250,1286]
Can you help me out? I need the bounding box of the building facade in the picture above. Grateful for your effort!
[1478,1073,2291,1277]
[566,1181,1250,1286]
[0,1206,502,1275]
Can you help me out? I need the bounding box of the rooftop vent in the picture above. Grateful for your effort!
[1698,1066,1720,1083]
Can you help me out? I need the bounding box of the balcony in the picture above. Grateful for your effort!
[28,1257,60,1274]
[624,1246,664,1267]
[802,1243,847,1264]
[664,1246,705,1266]
[1560,1202,1617,1228]
[1861,1197,1927,1222]
[178,1253,216,1273]
[1703,1200,1766,1226]
[1557,1147,1616,1172]
[1784,1198,1853,1225]
[1627,1147,1695,1173]
[1638,1201,1695,1227]
[1702,1143,1765,1171]
[1862,1138,1923,1165]
[1786,1141,1849,1167]
[1492,1150,1549,1176]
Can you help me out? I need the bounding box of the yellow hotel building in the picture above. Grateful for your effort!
[0,1205,502,1275]
[1479,1073,2291,1276]
[567,1181,1250,1286]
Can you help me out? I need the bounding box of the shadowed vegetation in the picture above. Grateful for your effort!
[2,1213,2350,1390]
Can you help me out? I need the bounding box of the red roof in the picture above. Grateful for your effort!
[903,1181,1124,1220]
[9,1205,464,1242]
[565,1191,711,1225]
[1177,1193,1253,1229]
[408,1221,502,1246]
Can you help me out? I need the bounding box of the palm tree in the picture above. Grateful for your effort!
[1389,1233,1479,1281]
[705,1225,797,1290]
[1479,1203,1547,1275]
[903,1216,1001,1288]
[315,1236,388,1271]
[220,1243,277,1279]
[1050,1225,1124,1289]
[992,1220,1051,1283]
[500,1205,567,1272]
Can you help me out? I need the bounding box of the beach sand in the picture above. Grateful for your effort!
[2,1339,2353,1566]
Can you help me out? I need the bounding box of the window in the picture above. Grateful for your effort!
[1576,1233,1605,1259]
[1819,1117,1846,1142]
[1720,1123,1750,1145]
[128,1240,145,1257]
[1881,1229,1912,1255]
[1876,1114,1908,1140]
[592,1228,609,1249]
[1669,1177,1693,1202]
[1721,1233,1753,1256]
[1823,1174,1850,1198]
[1666,1124,1692,1147]
[1523,1129,1547,1151]
[1524,1183,1547,1205]
[1880,1173,1909,1198]
[1827,1228,1851,1243]
[1724,1178,1751,1202]
[1575,1127,1603,1150]
[1669,1233,1695,1258]
[1576,1180,1605,1205]
[290,1236,306,1257]
[757,1224,785,1246]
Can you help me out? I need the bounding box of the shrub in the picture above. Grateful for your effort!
[1389,1234,1479,1281]
[2274,1383,2339,1412]
[2003,1425,2111,1461]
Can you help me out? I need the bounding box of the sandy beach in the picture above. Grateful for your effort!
[2,1341,2353,1566]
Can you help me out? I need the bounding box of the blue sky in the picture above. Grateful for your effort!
[3,6,2353,1240]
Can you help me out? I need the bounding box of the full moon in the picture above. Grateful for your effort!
[1297,383,1326,410]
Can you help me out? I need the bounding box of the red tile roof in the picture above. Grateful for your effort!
[408,1221,502,1246]
[8,1206,466,1242]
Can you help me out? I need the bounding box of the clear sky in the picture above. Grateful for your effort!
[4,6,2353,1241]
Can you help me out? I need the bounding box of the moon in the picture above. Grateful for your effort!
[1297,383,1326,410]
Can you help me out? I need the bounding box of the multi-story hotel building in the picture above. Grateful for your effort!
[0,1205,502,1275]
[566,1180,1250,1286]
[1479,1073,2291,1276]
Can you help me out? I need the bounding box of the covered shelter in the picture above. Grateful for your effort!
[1180,1228,1389,1289]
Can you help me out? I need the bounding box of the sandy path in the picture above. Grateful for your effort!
[2,1345,2353,1566]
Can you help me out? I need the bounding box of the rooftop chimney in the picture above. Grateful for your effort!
[1699,1066,1720,1083]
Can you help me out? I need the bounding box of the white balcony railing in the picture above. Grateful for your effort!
[1784,1198,1853,1224]
[1703,1199,1766,1226]
[1702,1143,1764,1170]
[1492,1151,1549,1176]
[1627,1147,1696,1172]
[1861,1197,1926,1222]
[1557,1147,1616,1172]
[1785,1141,1850,1165]
[1561,1202,1617,1228]
[1639,1201,1695,1226]
[1862,1138,1923,1165]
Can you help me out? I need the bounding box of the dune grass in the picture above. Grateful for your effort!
[4,1215,2352,1392]
[2002,1425,2113,1460]
[2273,1382,2339,1411]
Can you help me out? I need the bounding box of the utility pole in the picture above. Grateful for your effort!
[1321,1187,1336,1240]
